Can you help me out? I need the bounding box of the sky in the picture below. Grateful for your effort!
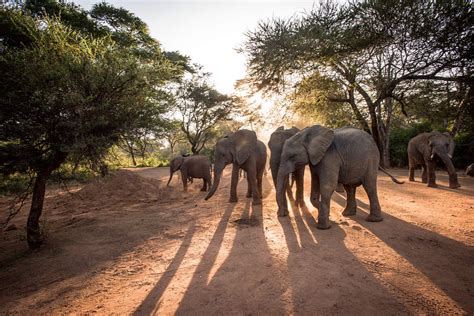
[74,0,316,94]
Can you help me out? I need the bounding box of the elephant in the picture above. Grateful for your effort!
[268,126,305,205]
[466,163,474,177]
[408,131,460,188]
[276,125,403,230]
[205,129,267,205]
[167,155,212,192]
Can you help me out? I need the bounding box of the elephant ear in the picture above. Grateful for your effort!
[442,132,455,157]
[303,125,334,165]
[234,130,257,165]
[276,126,284,131]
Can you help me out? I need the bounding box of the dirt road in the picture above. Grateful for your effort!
[1,167,473,314]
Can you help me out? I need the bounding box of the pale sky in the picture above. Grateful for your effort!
[75,0,316,94]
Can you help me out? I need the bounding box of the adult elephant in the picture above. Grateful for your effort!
[268,126,305,205]
[167,155,212,192]
[408,132,460,188]
[276,125,403,229]
[205,129,267,205]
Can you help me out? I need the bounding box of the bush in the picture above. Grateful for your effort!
[0,173,32,195]
[452,133,474,169]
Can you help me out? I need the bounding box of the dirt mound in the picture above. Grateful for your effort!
[77,170,163,202]
[48,170,166,213]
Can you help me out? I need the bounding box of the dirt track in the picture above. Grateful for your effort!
[1,167,473,314]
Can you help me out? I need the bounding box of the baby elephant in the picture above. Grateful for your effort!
[167,155,212,191]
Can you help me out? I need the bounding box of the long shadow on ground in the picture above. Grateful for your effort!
[332,192,474,313]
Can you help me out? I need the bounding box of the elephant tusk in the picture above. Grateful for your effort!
[430,153,435,159]
[448,154,453,159]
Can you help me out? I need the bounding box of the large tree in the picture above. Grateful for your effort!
[0,10,178,248]
[242,0,472,166]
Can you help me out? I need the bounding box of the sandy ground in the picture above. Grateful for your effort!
[0,166,473,315]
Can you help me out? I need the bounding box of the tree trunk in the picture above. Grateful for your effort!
[27,171,49,249]
[130,148,137,166]
[382,135,391,168]
[27,152,67,249]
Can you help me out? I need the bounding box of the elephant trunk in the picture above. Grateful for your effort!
[448,140,455,158]
[205,163,223,200]
[276,166,290,216]
[436,150,460,188]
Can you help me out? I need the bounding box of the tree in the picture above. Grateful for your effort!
[162,120,187,156]
[242,0,473,166]
[0,10,178,248]
[174,69,234,154]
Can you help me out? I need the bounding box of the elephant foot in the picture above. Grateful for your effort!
[229,197,238,203]
[246,192,252,198]
[278,208,289,217]
[427,182,438,188]
[449,182,461,189]
[252,198,262,206]
[342,207,356,217]
[421,179,428,184]
[317,220,331,230]
[409,177,415,182]
[366,213,383,222]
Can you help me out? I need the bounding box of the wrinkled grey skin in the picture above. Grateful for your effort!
[167,155,212,192]
[408,132,460,188]
[268,126,305,205]
[466,163,474,177]
[205,129,267,205]
[277,126,392,229]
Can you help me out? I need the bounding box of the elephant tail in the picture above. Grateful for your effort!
[379,167,404,184]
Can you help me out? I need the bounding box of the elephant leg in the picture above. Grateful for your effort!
[421,164,428,183]
[180,170,188,192]
[257,168,264,199]
[342,185,357,216]
[426,161,437,187]
[248,162,261,205]
[317,188,333,230]
[229,164,239,202]
[206,177,212,191]
[310,172,320,209]
[409,160,416,181]
[246,176,252,198]
[295,167,305,206]
[362,178,383,222]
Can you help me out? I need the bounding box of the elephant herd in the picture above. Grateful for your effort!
[167,125,465,230]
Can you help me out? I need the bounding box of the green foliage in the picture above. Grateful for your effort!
[452,133,474,169]
[0,9,179,176]
[291,72,361,128]
[0,173,32,195]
